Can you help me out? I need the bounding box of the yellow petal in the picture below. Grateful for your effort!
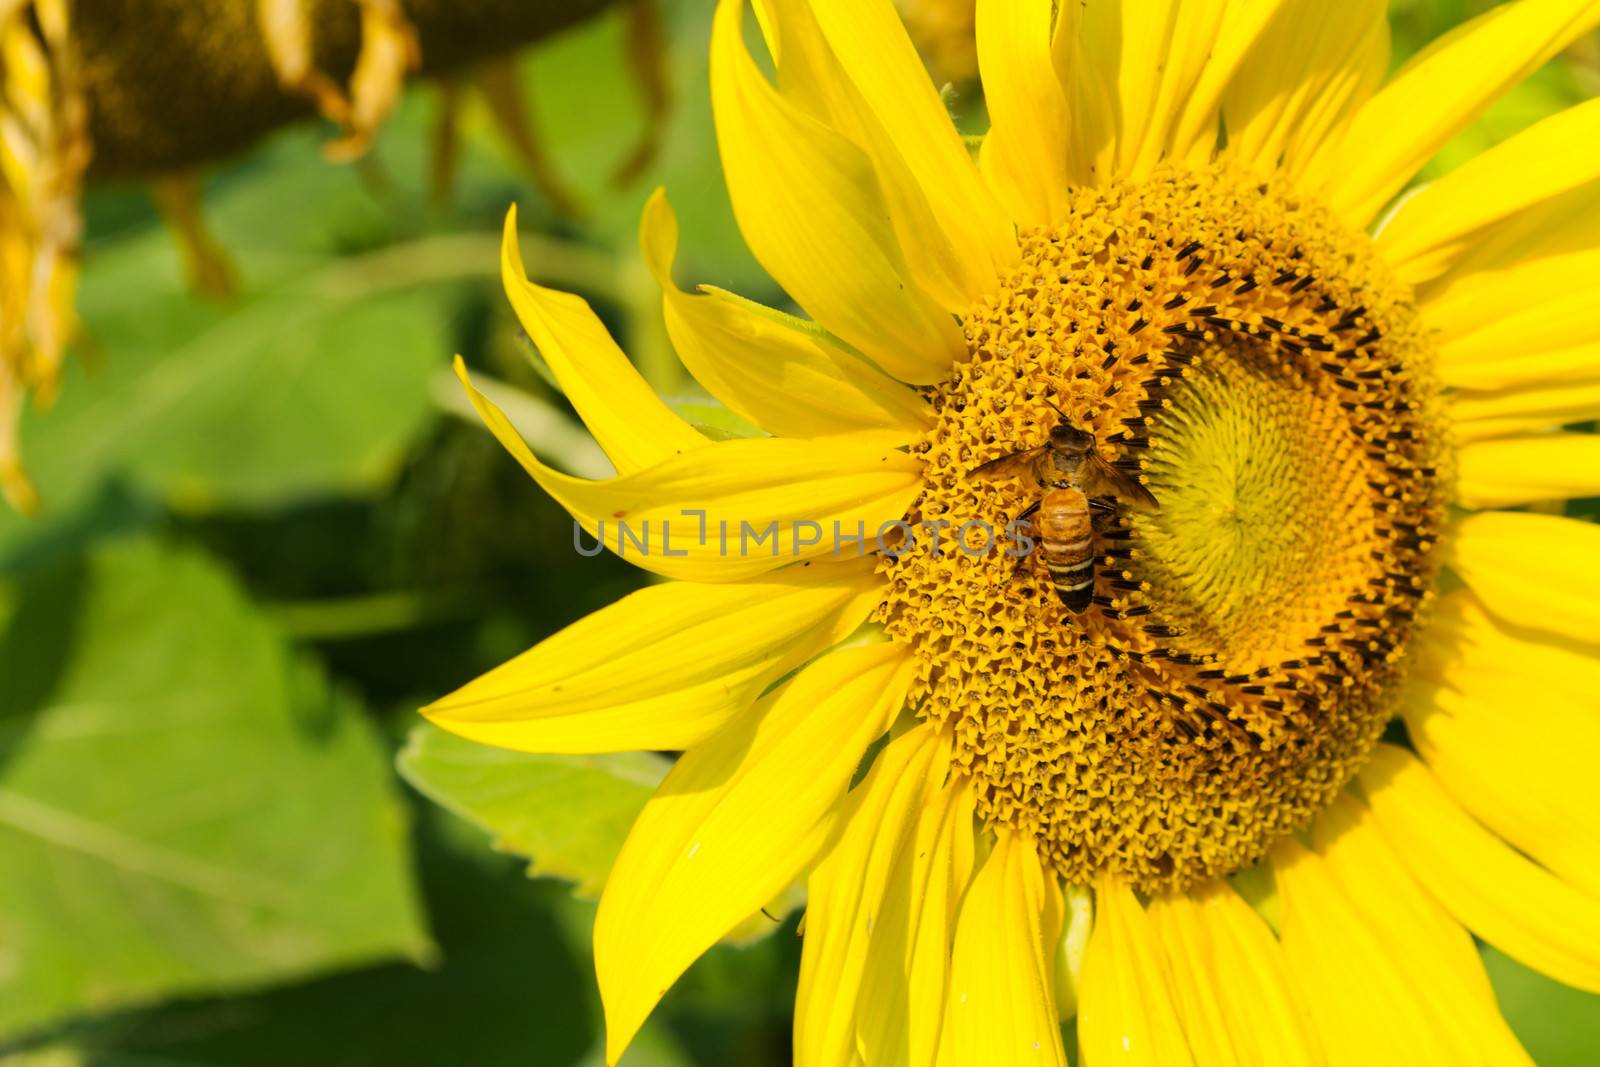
[795,726,943,1067]
[1459,382,1600,428]
[1066,0,1232,183]
[502,208,704,474]
[1419,177,1600,309]
[1168,0,1285,166]
[1147,882,1322,1066]
[1404,666,1600,898]
[1438,340,1600,400]
[974,0,1072,225]
[1305,0,1600,227]
[639,190,930,439]
[424,556,884,754]
[594,641,913,1063]
[454,358,925,582]
[1449,510,1600,643]
[1311,797,1492,991]
[1379,98,1600,284]
[1417,177,1600,390]
[1451,342,1599,392]
[1076,878,1193,1067]
[1450,381,1600,439]
[1432,249,1600,368]
[1221,0,1388,180]
[801,0,1018,301]
[858,768,975,1067]
[1417,588,1600,705]
[710,0,965,383]
[751,0,1011,314]
[938,831,1067,1067]
[1451,414,1600,445]
[1359,744,1600,994]
[1274,825,1526,1065]
[1053,885,1092,1021]
[1318,795,1533,1063]
[1451,398,1600,451]
[1456,434,1600,508]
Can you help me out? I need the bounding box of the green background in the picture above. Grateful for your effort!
[1,1,1595,1063]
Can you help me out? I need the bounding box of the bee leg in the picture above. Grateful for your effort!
[1088,497,1121,538]
[1007,501,1040,582]
[1084,500,1118,612]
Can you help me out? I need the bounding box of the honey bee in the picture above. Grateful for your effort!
[969,403,1158,613]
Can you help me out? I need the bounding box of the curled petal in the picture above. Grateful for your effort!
[455,358,924,583]
[640,189,929,439]
[502,207,705,474]
[710,0,963,384]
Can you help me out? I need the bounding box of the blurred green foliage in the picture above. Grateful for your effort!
[0,2,1596,1064]
[0,541,427,1038]
[399,724,669,899]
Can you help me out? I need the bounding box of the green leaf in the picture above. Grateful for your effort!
[3,813,613,1067]
[1486,945,1600,1067]
[522,4,772,294]
[398,722,667,898]
[0,538,429,1039]
[398,725,804,948]
[6,234,467,530]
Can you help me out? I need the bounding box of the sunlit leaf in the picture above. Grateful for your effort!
[398,722,667,898]
[2,820,615,1067]
[0,539,429,1039]
[6,233,464,531]
[398,725,804,948]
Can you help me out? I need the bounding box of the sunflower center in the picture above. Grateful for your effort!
[878,166,1450,892]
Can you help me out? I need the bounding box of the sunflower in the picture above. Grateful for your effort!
[428,0,1600,1062]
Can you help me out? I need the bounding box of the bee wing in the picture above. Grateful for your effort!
[968,445,1045,482]
[1084,451,1159,511]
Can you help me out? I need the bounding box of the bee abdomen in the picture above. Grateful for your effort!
[1045,557,1096,612]
[1040,536,1092,555]
[1037,488,1095,614]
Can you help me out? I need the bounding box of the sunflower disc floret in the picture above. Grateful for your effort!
[879,166,1450,891]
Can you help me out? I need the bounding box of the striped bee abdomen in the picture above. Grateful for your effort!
[1037,487,1095,613]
